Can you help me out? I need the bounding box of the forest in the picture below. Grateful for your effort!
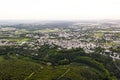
[0,44,119,80]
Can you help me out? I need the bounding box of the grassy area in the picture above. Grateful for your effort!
[104,41,119,47]
[7,38,31,43]
[15,29,29,35]
[0,56,4,61]
[35,28,60,33]
[94,33,104,37]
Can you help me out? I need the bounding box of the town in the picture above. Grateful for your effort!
[0,21,120,59]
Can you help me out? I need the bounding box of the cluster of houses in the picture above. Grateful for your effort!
[33,31,120,59]
[35,32,96,52]
[100,50,120,59]
[0,26,120,60]
[0,39,14,46]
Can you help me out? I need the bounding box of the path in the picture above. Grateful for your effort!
[24,72,35,80]
[57,68,70,80]
[113,58,120,72]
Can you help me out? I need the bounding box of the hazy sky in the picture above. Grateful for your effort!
[0,0,120,20]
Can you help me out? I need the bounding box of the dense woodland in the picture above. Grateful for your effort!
[0,44,119,80]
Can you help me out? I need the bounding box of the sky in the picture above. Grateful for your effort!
[0,0,120,20]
